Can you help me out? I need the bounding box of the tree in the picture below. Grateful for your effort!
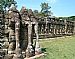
[0,0,5,11]
[33,10,38,14]
[0,0,17,11]
[33,10,39,16]
[40,2,52,17]
[68,16,75,21]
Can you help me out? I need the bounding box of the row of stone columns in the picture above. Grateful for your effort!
[25,23,41,58]
[20,6,41,58]
[8,5,40,59]
[38,18,74,38]
[13,11,23,59]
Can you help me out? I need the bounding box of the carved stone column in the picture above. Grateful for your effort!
[26,23,34,58]
[60,25,62,35]
[8,29,15,54]
[64,20,67,34]
[56,25,58,34]
[13,15,23,59]
[61,25,63,35]
[54,25,56,35]
[15,20,20,51]
[41,24,44,34]
[9,4,23,59]
[73,21,75,34]
[47,23,49,33]
[8,8,15,55]
[45,17,48,34]
[58,25,60,34]
[35,23,41,55]
[49,24,51,34]
[38,24,41,34]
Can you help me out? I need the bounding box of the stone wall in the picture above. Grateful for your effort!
[38,17,74,38]
[0,10,5,49]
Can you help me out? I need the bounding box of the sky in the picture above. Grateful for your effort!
[15,0,75,17]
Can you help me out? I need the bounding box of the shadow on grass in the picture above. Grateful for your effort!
[41,48,47,53]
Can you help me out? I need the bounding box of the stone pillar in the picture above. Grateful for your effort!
[47,23,50,33]
[15,20,20,51]
[9,4,24,59]
[8,29,15,54]
[59,25,61,34]
[73,21,75,34]
[60,25,62,35]
[8,8,15,54]
[45,17,48,34]
[54,25,56,35]
[38,24,41,34]
[41,24,44,34]
[49,24,51,34]
[58,25,60,34]
[56,25,57,34]
[45,24,47,33]
[62,25,64,34]
[35,23,41,55]
[26,23,34,58]
[44,17,48,38]
[13,13,23,59]
[64,20,67,34]
[13,14,23,59]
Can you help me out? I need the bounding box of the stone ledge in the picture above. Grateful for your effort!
[24,53,46,59]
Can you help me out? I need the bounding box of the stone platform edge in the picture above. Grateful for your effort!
[24,53,46,59]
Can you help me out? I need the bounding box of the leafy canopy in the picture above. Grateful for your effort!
[0,0,17,11]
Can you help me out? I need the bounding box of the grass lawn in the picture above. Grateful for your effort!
[37,36,75,59]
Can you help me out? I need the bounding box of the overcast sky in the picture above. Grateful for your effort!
[15,0,75,17]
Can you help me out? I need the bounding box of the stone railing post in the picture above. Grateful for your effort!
[54,25,56,35]
[35,23,41,55]
[26,23,34,58]
[64,19,67,34]
[13,14,23,59]
[8,4,24,59]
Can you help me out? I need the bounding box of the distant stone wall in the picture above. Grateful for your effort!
[38,17,75,38]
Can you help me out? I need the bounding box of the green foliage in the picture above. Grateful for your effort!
[40,2,52,17]
[0,0,17,11]
[37,36,75,59]
[33,2,53,17]
[68,16,75,21]
[33,10,39,16]
[58,17,68,20]
[33,10,38,14]
[58,16,75,21]
[0,0,4,11]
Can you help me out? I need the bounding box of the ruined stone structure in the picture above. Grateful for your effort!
[38,17,74,38]
[1,5,41,59]
[0,4,75,59]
